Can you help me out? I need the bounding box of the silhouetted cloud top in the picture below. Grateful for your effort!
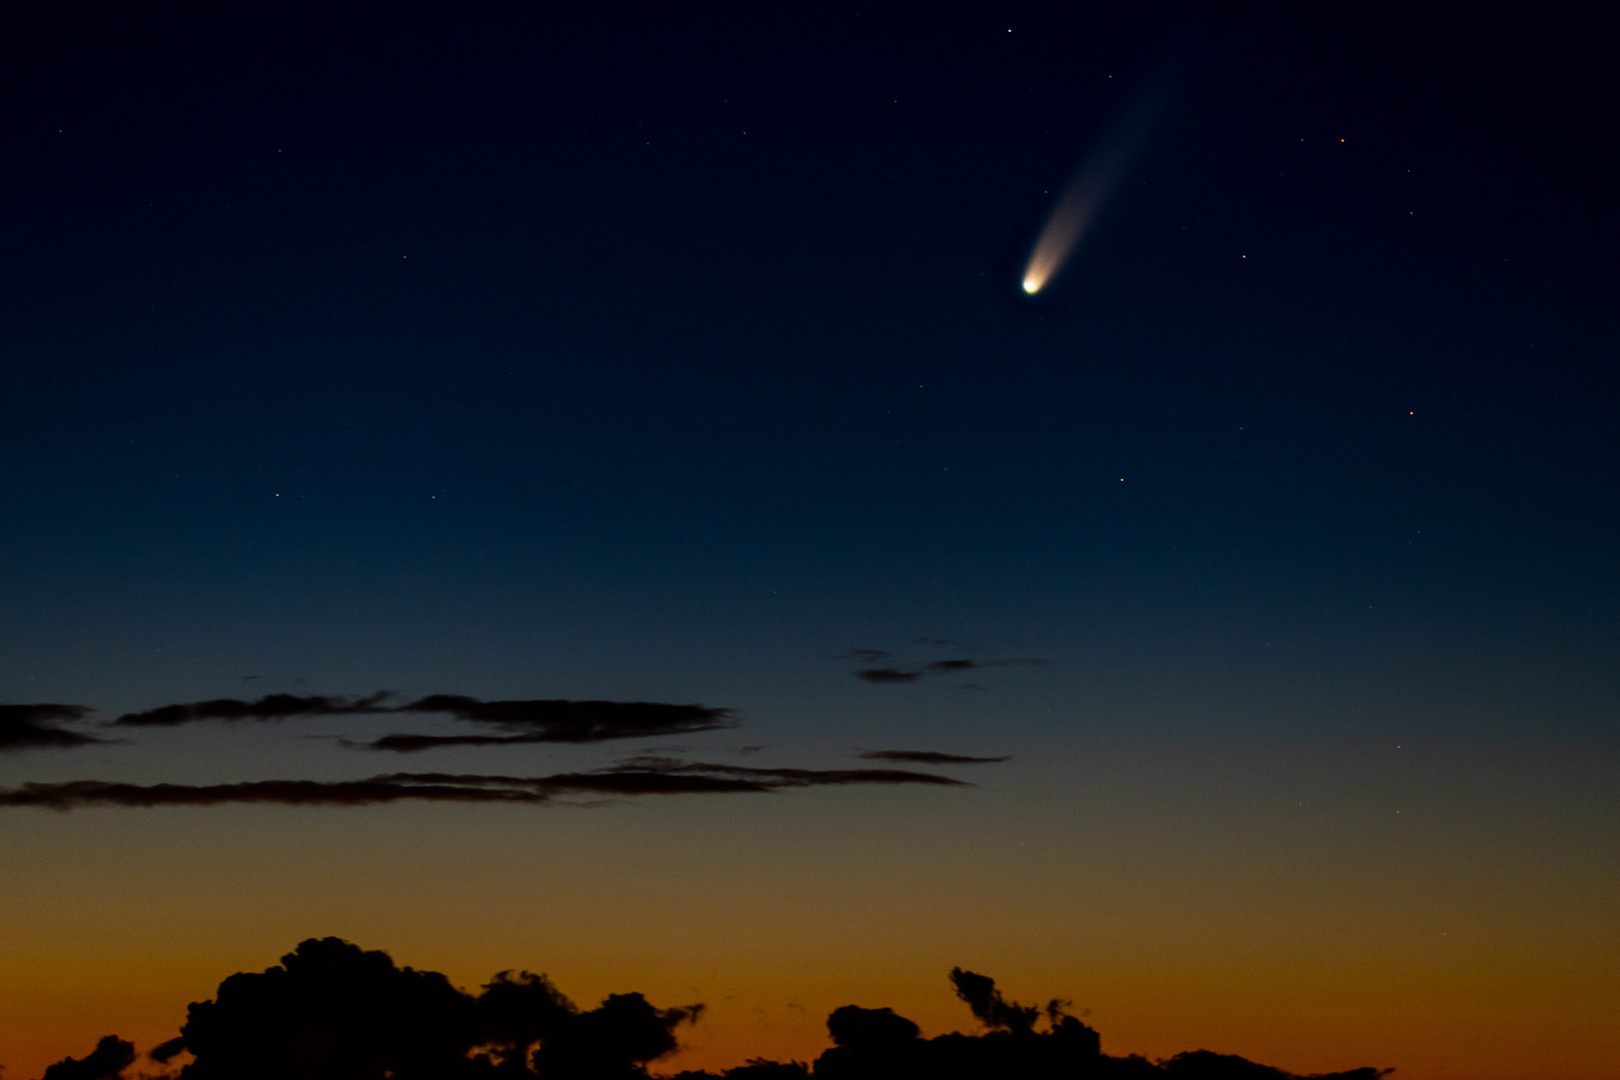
[949,967,1042,1034]
[39,1035,134,1080]
[0,704,104,752]
[0,760,965,810]
[42,942,1389,1080]
[113,693,734,748]
[826,1005,920,1050]
[141,937,698,1080]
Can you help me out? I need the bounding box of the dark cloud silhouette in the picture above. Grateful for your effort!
[0,704,104,752]
[854,668,920,684]
[137,937,698,1080]
[0,761,964,811]
[804,968,1387,1080]
[605,758,969,789]
[859,751,1009,765]
[390,696,734,740]
[853,658,1044,685]
[39,1036,134,1080]
[46,944,1389,1080]
[355,733,632,753]
[115,694,391,726]
[541,771,776,797]
[826,1006,919,1051]
[0,778,555,810]
[113,693,735,749]
[949,968,1041,1035]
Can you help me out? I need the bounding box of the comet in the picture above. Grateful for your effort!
[1020,68,1176,296]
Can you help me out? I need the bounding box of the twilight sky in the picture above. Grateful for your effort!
[2,3,1617,1078]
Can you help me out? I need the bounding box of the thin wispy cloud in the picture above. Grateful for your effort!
[608,757,970,788]
[0,760,966,811]
[113,693,735,749]
[0,704,106,752]
[7,690,985,814]
[859,750,1009,765]
[852,657,1045,684]
[114,693,391,726]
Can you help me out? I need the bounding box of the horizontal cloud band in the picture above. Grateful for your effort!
[110,693,735,746]
[0,761,965,810]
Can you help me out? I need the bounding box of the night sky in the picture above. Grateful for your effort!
[3,3,1617,1078]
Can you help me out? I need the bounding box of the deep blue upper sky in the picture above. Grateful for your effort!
[3,1,1616,743]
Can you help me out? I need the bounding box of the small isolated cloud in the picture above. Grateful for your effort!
[859,750,1009,765]
[854,668,921,684]
[0,759,965,812]
[0,704,105,752]
[851,652,1045,686]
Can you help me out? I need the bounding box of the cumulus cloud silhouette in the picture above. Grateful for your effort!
[39,1035,134,1080]
[0,704,104,752]
[42,944,1388,1080]
[0,761,965,811]
[144,937,696,1080]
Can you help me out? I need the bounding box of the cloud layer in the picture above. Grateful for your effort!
[111,693,736,749]
[0,761,966,811]
[859,751,1009,765]
[3,690,1001,815]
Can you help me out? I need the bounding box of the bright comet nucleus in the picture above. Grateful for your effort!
[1019,67,1175,296]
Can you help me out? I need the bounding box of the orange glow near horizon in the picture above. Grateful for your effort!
[3,735,1617,1080]
[4,947,1619,1080]
[2,772,1618,1080]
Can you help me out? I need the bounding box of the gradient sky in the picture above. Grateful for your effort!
[3,3,1617,1078]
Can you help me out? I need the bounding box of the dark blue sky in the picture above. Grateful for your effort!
[5,3,1615,726]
